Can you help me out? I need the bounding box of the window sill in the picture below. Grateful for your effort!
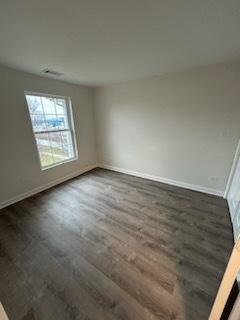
[41,156,78,171]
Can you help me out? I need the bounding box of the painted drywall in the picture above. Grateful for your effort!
[1,0,240,85]
[0,66,97,206]
[94,61,240,194]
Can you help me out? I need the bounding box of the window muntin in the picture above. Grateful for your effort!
[25,92,78,169]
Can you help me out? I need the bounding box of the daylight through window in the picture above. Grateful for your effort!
[25,92,78,169]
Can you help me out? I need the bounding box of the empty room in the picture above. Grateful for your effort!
[1,1,240,319]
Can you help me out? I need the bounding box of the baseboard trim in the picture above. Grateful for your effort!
[0,163,98,210]
[0,163,224,210]
[99,164,224,197]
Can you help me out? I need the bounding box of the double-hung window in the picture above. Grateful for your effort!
[25,92,78,169]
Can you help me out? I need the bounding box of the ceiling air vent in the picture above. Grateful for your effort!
[42,69,63,76]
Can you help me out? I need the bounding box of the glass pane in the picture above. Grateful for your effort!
[42,97,56,114]
[62,144,75,159]
[26,95,43,114]
[35,133,55,167]
[25,93,77,169]
[36,132,51,148]
[30,114,46,132]
[48,132,65,162]
[61,131,73,145]
[42,114,68,131]
[49,132,63,148]
[49,131,63,147]
[58,113,69,129]
[44,114,60,130]
[55,98,67,115]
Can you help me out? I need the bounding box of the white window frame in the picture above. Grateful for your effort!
[24,91,78,170]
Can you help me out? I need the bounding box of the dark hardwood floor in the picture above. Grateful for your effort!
[0,168,233,320]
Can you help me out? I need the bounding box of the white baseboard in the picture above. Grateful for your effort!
[99,164,224,197]
[0,163,98,210]
[0,162,224,210]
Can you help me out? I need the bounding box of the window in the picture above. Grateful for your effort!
[25,92,78,169]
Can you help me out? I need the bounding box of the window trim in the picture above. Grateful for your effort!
[24,91,79,170]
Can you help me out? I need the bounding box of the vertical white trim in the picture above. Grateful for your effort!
[224,139,240,199]
[0,303,9,320]
[228,293,240,320]
[209,236,240,319]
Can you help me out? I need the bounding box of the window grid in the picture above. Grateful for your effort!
[40,97,53,164]
[25,93,77,169]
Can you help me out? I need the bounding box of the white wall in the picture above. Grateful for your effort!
[1,61,240,204]
[0,66,97,207]
[94,61,240,195]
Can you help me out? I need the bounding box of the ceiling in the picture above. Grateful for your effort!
[0,0,240,86]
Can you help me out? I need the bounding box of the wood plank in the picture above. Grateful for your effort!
[0,168,233,319]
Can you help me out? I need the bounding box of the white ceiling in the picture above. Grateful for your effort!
[0,0,240,86]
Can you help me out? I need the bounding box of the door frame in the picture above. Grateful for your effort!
[224,140,240,199]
